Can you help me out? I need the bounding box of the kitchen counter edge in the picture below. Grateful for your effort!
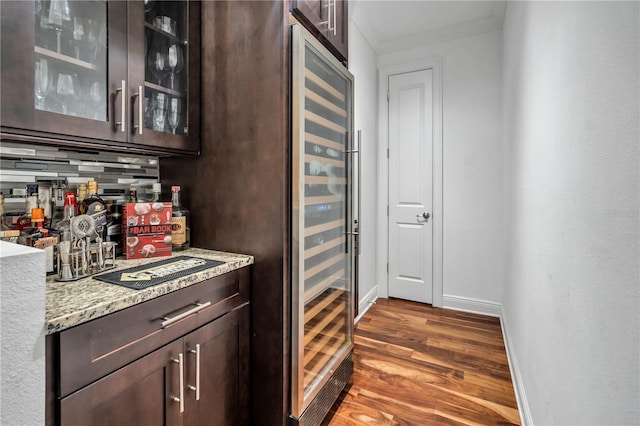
[45,248,254,334]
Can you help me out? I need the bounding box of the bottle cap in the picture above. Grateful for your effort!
[152,183,162,193]
[64,192,77,206]
[171,186,180,192]
[87,180,98,193]
[31,208,45,222]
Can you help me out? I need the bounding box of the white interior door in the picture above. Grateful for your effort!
[388,69,433,304]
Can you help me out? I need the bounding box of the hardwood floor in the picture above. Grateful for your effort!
[323,298,520,426]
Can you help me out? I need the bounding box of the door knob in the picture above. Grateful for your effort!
[416,212,430,223]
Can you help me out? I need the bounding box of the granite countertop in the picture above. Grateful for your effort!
[46,248,253,335]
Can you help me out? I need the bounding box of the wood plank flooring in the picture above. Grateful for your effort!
[322,298,520,426]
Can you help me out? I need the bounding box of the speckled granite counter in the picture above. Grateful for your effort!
[46,248,253,334]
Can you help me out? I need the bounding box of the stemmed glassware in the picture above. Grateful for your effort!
[147,37,169,86]
[152,93,168,132]
[47,0,71,53]
[168,98,181,134]
[88,81,105,120]
[56,72,81,115]
[34,58,52,110]
[167,43,183,90]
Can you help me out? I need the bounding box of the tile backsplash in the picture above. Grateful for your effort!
[0,141,160,214]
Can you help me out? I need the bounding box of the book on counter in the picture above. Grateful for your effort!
[123,202,173,260]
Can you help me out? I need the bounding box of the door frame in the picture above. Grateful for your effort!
[377,58,443,307]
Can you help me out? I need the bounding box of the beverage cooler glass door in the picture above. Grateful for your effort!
[291,24,355,420]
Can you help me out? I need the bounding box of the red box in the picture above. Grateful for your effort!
[123,202,173,259]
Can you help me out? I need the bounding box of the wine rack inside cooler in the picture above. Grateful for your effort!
[291,24,354,423]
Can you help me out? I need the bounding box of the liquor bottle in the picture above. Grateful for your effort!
[171,186,190,251]
[79,180,108,239]
[151,182,162,202]
[0,194,19,242]
[127,187,138,203]
[16,184,39,230]
[19,208,59,275]
[76,183,87,211]
[105,203,123,257]
[50,181,66,228]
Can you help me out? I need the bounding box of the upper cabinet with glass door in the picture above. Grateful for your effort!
[0,1,200,155]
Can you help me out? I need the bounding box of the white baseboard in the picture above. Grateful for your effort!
[500,308,533,426]
[442,294,502,317]
[442,295,531,424]
[355,285,378,324]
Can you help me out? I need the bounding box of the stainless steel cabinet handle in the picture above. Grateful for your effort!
[171,353,184,413]
[132,85,143,135]
[161,302,212,328]
[188,343,201,401]
[416,212,431,223]
[114,80,126,133]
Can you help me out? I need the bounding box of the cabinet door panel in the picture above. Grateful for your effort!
[60,339,183,426]
[0,1,128,143]
[184,304,250,426]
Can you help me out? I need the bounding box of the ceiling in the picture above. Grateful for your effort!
[351,1,506,54]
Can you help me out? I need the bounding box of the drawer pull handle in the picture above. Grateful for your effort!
[188,343,201,401]
[171,353,184,413]
[161,302,212,328]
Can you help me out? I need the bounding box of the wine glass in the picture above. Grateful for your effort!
[34,58,52,110]
[56,72,81,115]
[152,93,168,132]
[88,81,105,120]
[47,0,71,53]
[167,43,183,90]
[168,98,181,134]
[147,37,168,86]
[72,17,86,60]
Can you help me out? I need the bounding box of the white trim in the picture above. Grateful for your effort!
[500,307,533,426]
[377,57,444,307]
[355,285,379,324]
[442,295,502,317]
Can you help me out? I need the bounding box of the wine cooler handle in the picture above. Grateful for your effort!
[133,85,143,135]
[114,80,126,133]
[332,0,337,35]
[188,343,201,401]
[171,353,184,413]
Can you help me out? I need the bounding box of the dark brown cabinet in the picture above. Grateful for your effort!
[0,0,200,155]
[48,267,250,426]
[291,0,348,62]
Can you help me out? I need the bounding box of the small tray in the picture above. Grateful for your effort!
[93,256,224,290]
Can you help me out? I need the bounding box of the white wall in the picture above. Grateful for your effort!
[378,30,504,310]
[502,2,639,424]
[0,242,46,426]
[349,20,379,316]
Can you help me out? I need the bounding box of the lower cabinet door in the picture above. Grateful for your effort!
[183,305,250,426]
[60,339,184,426]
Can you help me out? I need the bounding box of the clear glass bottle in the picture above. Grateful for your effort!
[79,180,107,238]
[151,182,162,202]
[171,185,190,251]
[76,183,87,210]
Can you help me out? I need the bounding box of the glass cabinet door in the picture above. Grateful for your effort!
[34,0,108,121]
[1,1,127,142]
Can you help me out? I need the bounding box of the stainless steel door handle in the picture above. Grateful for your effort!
[416,212,430,223]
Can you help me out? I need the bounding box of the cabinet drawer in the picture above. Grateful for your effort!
[57,267,249,397]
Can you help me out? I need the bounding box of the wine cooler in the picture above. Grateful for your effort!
[290,24,356,426]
